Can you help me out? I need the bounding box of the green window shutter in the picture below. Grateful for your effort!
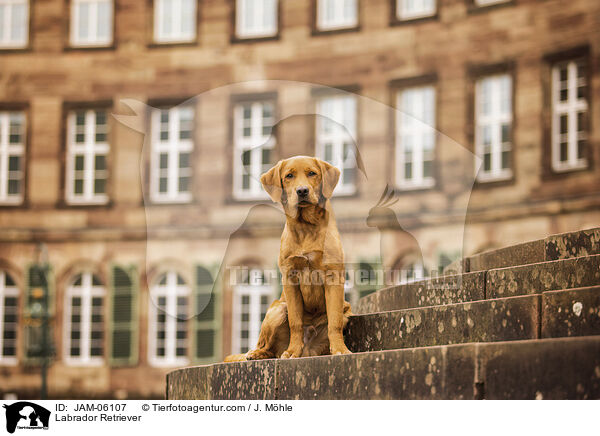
[24,264,55,365]
[109,266,138,366]
[357,261,377,299]
[193,265,221,363]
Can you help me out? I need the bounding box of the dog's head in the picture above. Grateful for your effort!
[260,156,340,215]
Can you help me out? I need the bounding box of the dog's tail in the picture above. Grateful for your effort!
[224,353,247,362]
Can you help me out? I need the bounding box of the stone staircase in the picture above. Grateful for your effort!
[166,227,600,400]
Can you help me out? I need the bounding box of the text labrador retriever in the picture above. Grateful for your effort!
[225,156,352,361]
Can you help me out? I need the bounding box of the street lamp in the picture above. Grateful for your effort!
[30,243,51,400]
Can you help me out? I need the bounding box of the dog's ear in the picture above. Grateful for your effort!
[260,160,284,203]
[315,158,340,199]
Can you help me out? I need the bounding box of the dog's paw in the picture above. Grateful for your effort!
[246,349,274,360]
[280,348,303,359]
[330,345,351,356]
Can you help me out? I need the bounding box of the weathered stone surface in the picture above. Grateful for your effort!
[541,286,600,339]
[354,272,485,314]
[479,336,600,399]
[168,337,600,399]
[166,365,212,400]
[166,360,277,400]
[546,227,600,261]
[467,240,545,272]
[210,360,277,400]
[276,345,477,400]
[486,254,600,299]
[346,295,539,352]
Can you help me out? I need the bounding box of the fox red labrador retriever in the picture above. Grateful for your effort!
[225,156,352,361]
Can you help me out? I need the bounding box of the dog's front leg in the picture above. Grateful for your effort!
[281,283,304,358]
[325,269,351,355]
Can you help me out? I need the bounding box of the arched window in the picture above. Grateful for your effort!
[64,272,105,365]
[0,270,18,363]
[149,270,190,366]
[232,268,273,354]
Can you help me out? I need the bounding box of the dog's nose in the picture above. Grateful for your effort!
[296,187,309,197]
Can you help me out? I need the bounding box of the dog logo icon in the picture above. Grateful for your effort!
[2,402,50,433]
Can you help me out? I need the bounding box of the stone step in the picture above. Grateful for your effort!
[166,336,600,399]
[463,226,599,273]
[354,271,485,314]
[542,286,600,339]
[346,294,540,352]
[348,286,600,352]
[487,254,600,299]
[466,240,545,273]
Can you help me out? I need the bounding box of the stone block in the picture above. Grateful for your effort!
[545,227,600,261]
[487,255,600,299]
[467,240,545,272]
[541,286,600,339]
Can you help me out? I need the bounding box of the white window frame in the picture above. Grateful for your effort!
[0,111,25,205]
[233,101,275,200]
[148,271,190,367]
[153,0,197,43]
[474,74,513,182]
[235,0,278,39]
[66,109,109,205]
[0,0,28,48]
[396,86,436,190]
[0,270,18,365]
[316,0,358,31]
[231,278,273,355]
[315,95,357,196]
[551,59,588,172]
[63,272,106,367]
[150,106,194,203]
[396,0,436,20]
[70,0,113,47]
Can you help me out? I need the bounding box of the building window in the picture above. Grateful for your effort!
[315,95,357,195]
[475,74,512,182]
[0,111,25,204]
[150,106,194,203]
[0,0,28,48]
[396,0,435,20]
[0,270,18,364]
[70,0,113,47]
[235,0,278,39]
[551,59,588,172]
[148,271,190,367]
[64,272,105,366]
[316,0,357,31]
[396,86,435,190]
[233,100,275,199]
[153,0,197,43]
[66,109,109,205]
[232,269,272,354]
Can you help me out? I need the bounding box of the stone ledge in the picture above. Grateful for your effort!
[545,227,600,261]
[166,336,600,399]
[467,240,545,272]
[487,254,600,299]
[354,271,485,314]
[346,294,539,352]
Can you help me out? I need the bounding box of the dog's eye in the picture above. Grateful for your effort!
[285,173,294,179]
[308,171,317,177]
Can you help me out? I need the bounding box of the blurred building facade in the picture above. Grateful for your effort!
[0,0,598,399]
